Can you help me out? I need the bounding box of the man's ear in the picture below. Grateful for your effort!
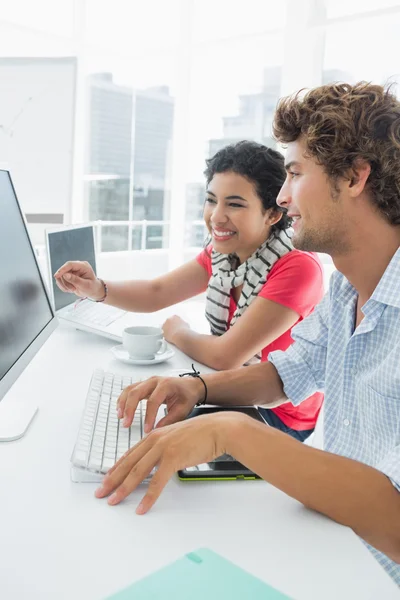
[347,160,371,197]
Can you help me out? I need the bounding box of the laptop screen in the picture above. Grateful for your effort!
[47,226,97,311]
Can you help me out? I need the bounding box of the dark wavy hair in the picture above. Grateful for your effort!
[273,81,400,225]
[204,140,291,233]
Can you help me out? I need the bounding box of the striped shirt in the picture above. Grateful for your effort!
[269,247,400,586]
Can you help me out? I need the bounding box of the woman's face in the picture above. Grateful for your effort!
[203,171,280,262]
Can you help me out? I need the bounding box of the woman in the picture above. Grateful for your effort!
[55,141,324,440]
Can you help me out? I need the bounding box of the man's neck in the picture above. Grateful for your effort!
[332,224,400,304]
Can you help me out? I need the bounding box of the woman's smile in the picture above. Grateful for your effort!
[211,227,237,242]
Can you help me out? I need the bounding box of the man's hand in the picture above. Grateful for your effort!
[117,375,205,433]
[95,412,243,513]
[54,260,104,300]
[162,315,191,344]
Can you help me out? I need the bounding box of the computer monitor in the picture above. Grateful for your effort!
[0,170,58,441]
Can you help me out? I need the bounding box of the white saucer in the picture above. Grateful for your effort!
[111,345,175,365]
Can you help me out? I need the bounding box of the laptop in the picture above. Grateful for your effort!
[46,224,209,343]
[46,224,137,342]
[178,405,269,481]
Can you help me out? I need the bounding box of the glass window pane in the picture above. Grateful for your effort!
[100,225,129,252]
[0,22,75,56]
[130,226,143,250]
[187,36,282,181]
[85,177,130,221]
[185,219,208,248]
[85,0,180,54]
[0,0,74,37]
[184,35,283,247]
[324,14,400,84]
[85,50,177,92]
[192,0,286,42]
[327,0,400,19]
[84,55,176,251]
[146,224,169,249]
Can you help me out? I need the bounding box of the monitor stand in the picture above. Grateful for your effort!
[0,400,38,441]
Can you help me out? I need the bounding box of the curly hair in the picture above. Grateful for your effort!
[204,140,291,233]
[273,82,400,225]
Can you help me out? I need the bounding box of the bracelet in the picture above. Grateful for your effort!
[88,278,108,303]
[179,364,208,406]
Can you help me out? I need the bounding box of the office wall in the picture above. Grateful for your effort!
[0,57,76,224]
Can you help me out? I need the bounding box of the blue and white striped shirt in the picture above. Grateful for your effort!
[269,247,400,586]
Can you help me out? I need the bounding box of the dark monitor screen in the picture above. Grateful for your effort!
[0,171,54,382]
[47,226,96,311]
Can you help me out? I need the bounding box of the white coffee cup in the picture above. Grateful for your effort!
[122,326,167,360]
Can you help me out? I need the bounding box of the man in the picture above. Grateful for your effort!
[95,82,400,586]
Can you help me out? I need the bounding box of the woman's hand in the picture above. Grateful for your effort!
[54,260,104,300]
[95,412,243,513]
[162,315,190,344]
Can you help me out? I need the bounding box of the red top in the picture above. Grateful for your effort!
[196,247,324,431]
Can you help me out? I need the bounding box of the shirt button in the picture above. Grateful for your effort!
[343,419,350,427]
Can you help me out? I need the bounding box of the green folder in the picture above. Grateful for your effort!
[106,547,293,599]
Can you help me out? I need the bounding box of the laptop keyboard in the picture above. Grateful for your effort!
[65,300,126,327]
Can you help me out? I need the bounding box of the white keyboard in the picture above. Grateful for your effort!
[71,369,148,483]
[65,300,126,327]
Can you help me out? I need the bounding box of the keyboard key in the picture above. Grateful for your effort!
[101,458,115,473]
[74,450,88,467]
[88,455,102,471]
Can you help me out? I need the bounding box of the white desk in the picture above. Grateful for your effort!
[0,324,398,600]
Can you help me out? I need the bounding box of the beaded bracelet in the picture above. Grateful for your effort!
[88,278,108,302]
[179,364,208,406]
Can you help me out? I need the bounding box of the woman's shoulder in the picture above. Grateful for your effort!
[269,249,323,276]
[196,244,213,274]
[259,249,325,314]
[196,243,213,261]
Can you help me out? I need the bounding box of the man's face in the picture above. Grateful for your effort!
[276,138,351,256]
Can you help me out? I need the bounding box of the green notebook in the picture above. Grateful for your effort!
[106,547,293,599]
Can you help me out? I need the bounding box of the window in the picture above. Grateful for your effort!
[85,0,180,54]
[324,11,400,85]
[2,0,398,266]
[326,0,400,19]
[184,33,284,246]
[0,0,74,37]
[192,0,284,42]
[83,9,178,251]
[83,0,287,252]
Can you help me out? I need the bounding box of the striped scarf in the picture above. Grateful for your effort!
[205,229,293,364]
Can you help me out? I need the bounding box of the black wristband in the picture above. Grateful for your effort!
[179,364,208,406]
